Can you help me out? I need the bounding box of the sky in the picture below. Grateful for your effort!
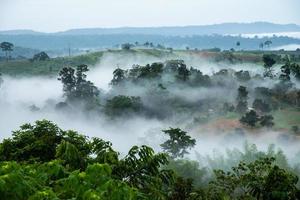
[0,0,299,32]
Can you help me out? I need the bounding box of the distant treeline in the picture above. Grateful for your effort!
[0,34,300,51]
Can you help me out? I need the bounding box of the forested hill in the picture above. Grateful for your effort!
[1,22,300,36]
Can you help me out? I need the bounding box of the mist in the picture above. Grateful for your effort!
[1,51,299,166]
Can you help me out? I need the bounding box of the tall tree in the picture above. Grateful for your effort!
[252,99,271,113]
[111,68,126,86]
[290,63,300,81]
[240,110,259,127]
[262,54,276,78]
[264,40,272,48]
[31,51,50,61]
[161,128,196,158]
[0,42,14,62]
[236,41,241,50]
[236,86,248,113]
[280,62,291,82]
[259,42,264,50]
[210,157,299,199]
[176,63,190,82]
[58,65,99,105]
[260,115,274,128]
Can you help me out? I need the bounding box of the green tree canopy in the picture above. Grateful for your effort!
[161,128,196,158]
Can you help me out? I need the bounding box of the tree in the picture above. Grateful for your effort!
[0,41,14,61]
[91,138,119,165]
[144,41,150,47]
[121,43,132,50]
[104,95,143,117]
[160,128,196,158]
[264,40,272,48]
[53,163,138,200]
[0,120,63,162]
[262,54,276,78]
[167,159,207,187]
[31,51,50,61]
[237,86,248,102]
[55,140,82,170]
[189,67,211,87]
[260,115,274,128]
[168,177,194,200]
[236,41,241,50]
[113,145,173,199]
[252,99,271,113]
[210,157,299,200]
[240,110,259,127]
[2,119,300,200]
[290,63,300,81]
[58,65,99,105]
[259,42,264,50]
[111,68,126,86]
[236,86,248,113]
[235,70,250,82]
[176,62,190,82]
[0,120,92,164]
[280,62,291,82]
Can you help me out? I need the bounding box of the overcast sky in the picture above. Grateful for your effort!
[0,0,299,32]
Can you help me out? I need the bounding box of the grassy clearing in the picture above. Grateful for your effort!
[201,108,300,132]
[272,108,300,130]
[0,51,105,76]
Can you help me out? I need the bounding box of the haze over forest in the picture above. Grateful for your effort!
[1,0,300,199]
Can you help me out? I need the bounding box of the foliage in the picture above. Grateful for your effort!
[114,145,174,199]
[252,99,271,113]
[161,128,196,158]
[0,161,138,200]
[209,157,299,200]
[176,62,190,82]
[121,43,133,50]
[166,159,208,187]
[280,61,292,82]
[0,120,63,162]
[104,95,143,117]
[240,110,259,127]
[168,177,194,200]
[58,64,99,106]
[236,86,248,113]
[0,120,175,200]
[263,54,276,78]
[0,41,14,61]
[235,70,251,82]
[290,63,300,81]
[31,51,50,62]
[91,138,119,165]
[260,115,275,128]
[1,120,300,200]
[111,68,126,85]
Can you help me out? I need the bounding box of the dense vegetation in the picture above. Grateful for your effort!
[1,120,300,200]
[50,53,300,130]
[1,48,300,199]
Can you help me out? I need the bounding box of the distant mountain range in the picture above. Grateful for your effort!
[1,22,300,53]
[1,22,300,36]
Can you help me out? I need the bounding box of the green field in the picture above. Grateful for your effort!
[273,108,300,130]
[1,49,299,76]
